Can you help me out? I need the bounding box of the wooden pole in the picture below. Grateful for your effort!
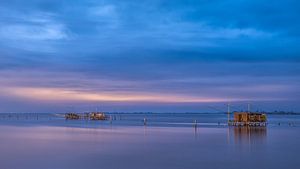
[227,103,230,124]
[247,102,251,113]
[194,120,197,128]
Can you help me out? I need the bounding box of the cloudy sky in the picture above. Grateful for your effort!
[0,0,299,113]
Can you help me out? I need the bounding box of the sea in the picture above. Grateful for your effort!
[0,113,299,169]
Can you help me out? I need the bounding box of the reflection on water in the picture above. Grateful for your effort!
[0,125,299,169]
[230,126,267,144]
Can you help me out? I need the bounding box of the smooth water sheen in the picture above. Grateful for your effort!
[0,113,299,169]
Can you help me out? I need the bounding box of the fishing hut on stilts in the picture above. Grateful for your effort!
[228,103,267,127]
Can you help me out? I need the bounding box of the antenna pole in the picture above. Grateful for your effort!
[247,102,251,113]
[227,103,230,123]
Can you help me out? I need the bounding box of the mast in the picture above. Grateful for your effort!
[247,102,251,113]
[227,103,230,123]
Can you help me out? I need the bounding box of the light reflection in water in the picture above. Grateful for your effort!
[229,126,267,145]
[0,125,299,169]
[194,127,198,140]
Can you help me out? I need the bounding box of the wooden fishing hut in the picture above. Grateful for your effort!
[229,112,267,126]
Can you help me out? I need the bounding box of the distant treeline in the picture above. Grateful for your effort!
[0,111,299,115]
[230,111,300,115]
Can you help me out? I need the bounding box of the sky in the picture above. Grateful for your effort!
[0,0,299,113]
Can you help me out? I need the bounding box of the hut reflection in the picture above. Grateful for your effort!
[230,126,267,145]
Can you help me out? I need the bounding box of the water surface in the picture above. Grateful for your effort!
[0,113,299,169]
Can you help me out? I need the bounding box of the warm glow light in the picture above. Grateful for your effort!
[3,87,236,103]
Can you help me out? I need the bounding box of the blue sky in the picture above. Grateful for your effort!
[0,0,299,113]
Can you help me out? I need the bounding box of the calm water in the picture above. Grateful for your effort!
[0,113,299,169]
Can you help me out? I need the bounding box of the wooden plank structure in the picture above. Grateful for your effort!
[65,112,107,120]
[229,112,267,126]
[65,113,80,120]
[90,112,106,120]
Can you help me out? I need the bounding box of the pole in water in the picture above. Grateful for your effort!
[194,120,197,128]
[143,118,147,126]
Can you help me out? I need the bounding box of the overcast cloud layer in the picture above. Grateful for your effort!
[0,0,299,113]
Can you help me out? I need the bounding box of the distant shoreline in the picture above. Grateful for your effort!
[0,112,300,115]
